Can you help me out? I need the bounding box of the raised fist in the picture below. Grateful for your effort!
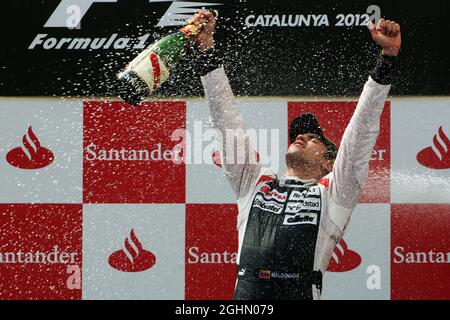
[368,18,401,56]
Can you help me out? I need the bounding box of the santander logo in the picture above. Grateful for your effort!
[6,126,54,169]
[417,126,450,169]
[108,229,156,273]
[327,239,362,272]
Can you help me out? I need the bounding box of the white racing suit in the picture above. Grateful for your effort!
[200,66,391,300]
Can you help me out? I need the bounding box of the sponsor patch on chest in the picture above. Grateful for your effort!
[252,195,284,214]
[259,185,287,202]
[288,186,320,201]
[283,212,318,226]
[285,197,321,213]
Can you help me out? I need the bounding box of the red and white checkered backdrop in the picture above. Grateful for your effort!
[1,97,449,300]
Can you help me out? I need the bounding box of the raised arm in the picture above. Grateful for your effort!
[329,18,401,228]
[192,11,262,199]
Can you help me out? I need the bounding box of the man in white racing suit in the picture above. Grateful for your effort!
[190,11,401,300]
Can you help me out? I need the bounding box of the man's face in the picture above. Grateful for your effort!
[286,133,330,171]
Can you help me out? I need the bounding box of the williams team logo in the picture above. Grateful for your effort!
[327,239,362,272]
[108,229,156,272]
[416,126,450,169]
[6,126,55,169]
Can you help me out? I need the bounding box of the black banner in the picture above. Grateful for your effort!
[1,300,449,318]
[1,0,449,97]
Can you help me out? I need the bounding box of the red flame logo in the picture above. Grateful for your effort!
[6,126,54,169]
[108,229,156,273]
[212,150,223,168]
[326,239,362,272]
[417,126,450,169]
[211,150,260,168]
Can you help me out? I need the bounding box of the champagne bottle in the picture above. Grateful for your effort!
[117,11,217,106]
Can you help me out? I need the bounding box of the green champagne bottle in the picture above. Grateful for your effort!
[117,11,216,106]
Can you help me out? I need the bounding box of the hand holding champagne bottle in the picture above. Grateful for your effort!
[117,10,217,106]
[187,10,217,52]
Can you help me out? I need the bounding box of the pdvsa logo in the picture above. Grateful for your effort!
[327,239,362,272]
[6,126,54,169]
[417,126,450,169]
[108,229,156,272]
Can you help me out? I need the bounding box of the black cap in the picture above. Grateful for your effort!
[289,113,338,160]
